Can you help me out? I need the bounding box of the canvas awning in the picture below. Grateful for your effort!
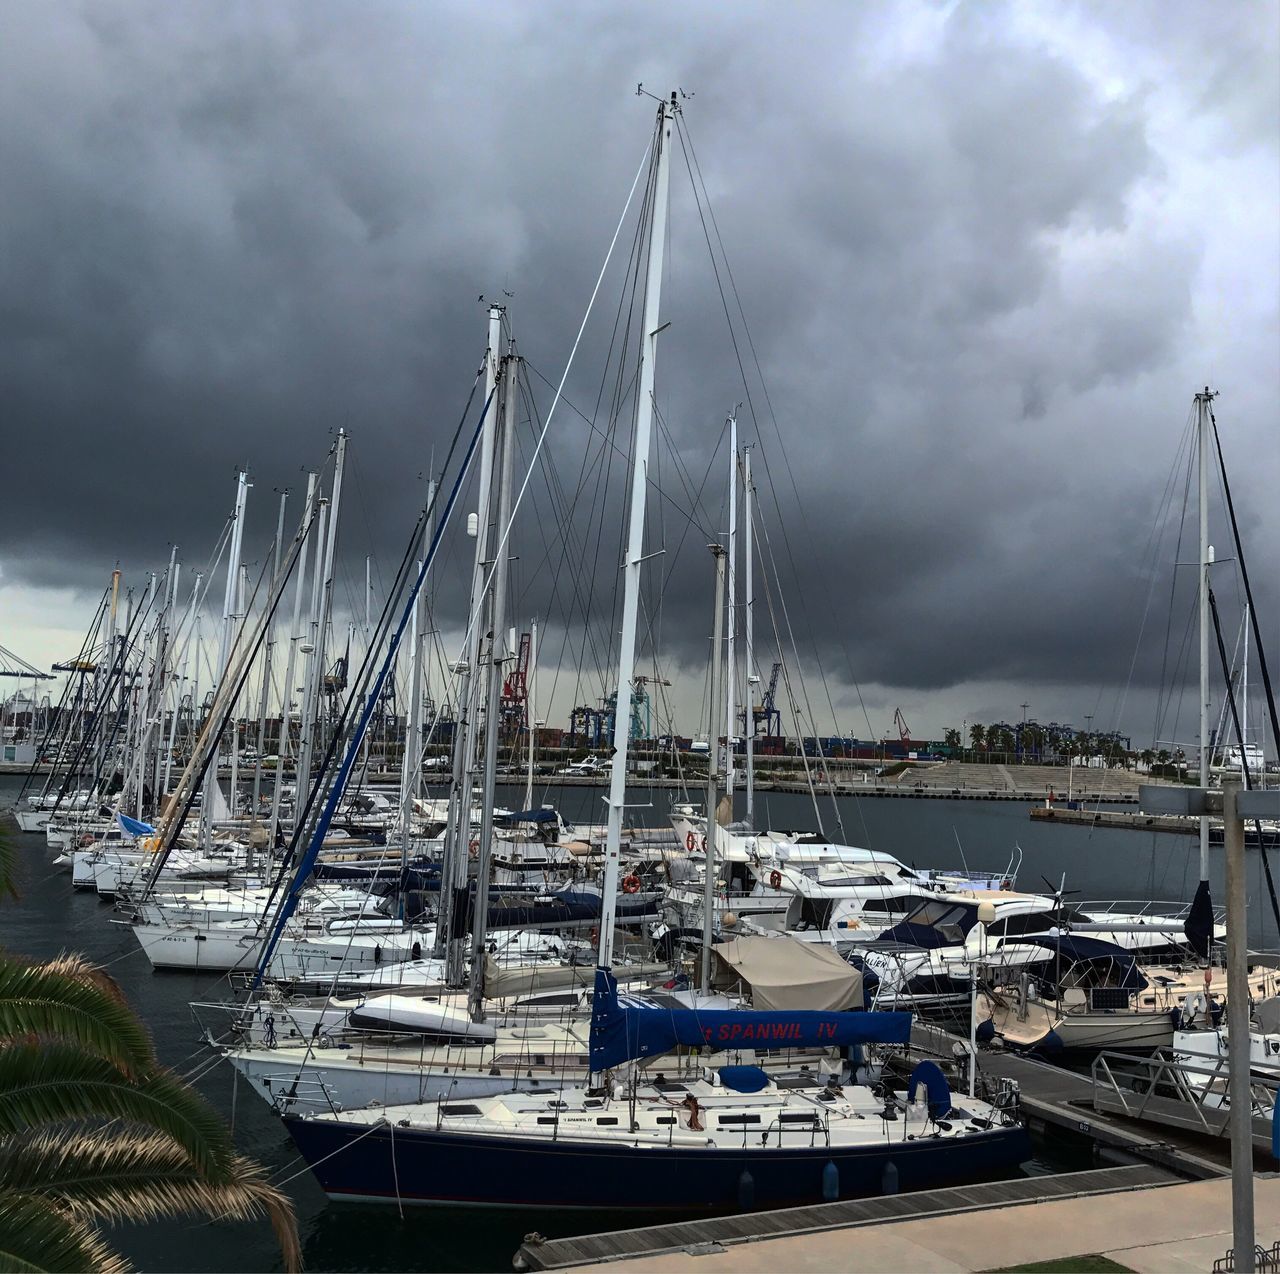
[711,934,864,1011]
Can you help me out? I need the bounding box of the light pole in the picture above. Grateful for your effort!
[1140,778,1279,1273]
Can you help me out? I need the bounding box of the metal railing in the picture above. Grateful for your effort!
[1091,1047,1279,1140]
[1215,1241,1280,1272]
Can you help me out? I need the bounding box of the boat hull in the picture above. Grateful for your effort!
[280,1117,1031,1210]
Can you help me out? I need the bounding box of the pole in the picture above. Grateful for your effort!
[598,94,674,969]
[1223,775,1255,1270]
[525,619,537,812]
[701,544,727,996]
[470,351,518,1020]
[724,413,737,812]
[439,304,504,977]
[1197,388,1213,883]
[743,446,755,828]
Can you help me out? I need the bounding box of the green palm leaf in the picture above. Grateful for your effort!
[0,821,15,902]
[0,957,155,1076]
[0,1044,233,1179]
[0,1191,128,1274]
[0,1126,300,1272]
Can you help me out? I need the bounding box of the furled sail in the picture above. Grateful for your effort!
[589,968,911,1071]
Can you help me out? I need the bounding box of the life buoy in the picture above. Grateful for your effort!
[622,874,641,894]
[468,838,480,859]
[685,831,696,851]
[769,869,783,890]
[999,879,1012,891]
[79,834,95,848]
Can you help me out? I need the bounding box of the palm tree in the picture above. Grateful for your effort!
[968,723,986,754]
[0,823,300,1273]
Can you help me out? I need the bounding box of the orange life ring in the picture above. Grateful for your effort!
[685,831,696,851]
[622,874,641,894]
[468,838,480,859]
[769,869,783,890]
[79,834,95,848]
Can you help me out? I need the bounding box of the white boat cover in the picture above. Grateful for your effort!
[711,935,863,1011]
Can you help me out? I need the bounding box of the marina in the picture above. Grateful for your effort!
[1,10,1277,1273]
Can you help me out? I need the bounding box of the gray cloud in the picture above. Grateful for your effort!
[1,0,1276,741]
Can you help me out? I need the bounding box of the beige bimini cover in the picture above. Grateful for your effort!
[711,935,863,1011]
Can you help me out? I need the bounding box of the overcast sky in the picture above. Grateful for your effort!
[1,1,1276,746]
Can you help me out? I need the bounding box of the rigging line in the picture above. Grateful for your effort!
[1210,404,1280,766]
[677,117,878,746]
[260,367,486,920]
[1209,585,1280,934]
[1152,418,1198,749]
[252,386,493,988]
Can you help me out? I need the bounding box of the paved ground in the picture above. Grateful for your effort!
[574,1175,1278,1273]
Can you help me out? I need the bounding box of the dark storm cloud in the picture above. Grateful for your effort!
[1,1,1275,730]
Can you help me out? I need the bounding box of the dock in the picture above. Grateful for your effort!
[515,1175,1280,1273]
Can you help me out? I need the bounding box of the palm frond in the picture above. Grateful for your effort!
[0,820,17,902]
[0,1044,234,1178]
[0,1127,300,1273]
[0,1190,129,1273]
[0,956,155,1075]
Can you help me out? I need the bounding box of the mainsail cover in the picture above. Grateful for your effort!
[589,968,911,1071]
[1184,879,1214,959]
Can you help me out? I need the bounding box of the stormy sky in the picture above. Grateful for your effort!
[1,1,1277,746]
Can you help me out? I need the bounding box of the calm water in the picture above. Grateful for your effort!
[1,772,1271,1272]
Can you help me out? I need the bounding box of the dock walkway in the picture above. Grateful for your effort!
[525,1175,1280,1273]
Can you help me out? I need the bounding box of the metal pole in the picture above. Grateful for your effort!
[743,446,755,828]
[1197,388,1213,883]
[470,352,518,1021]
[724,413,737,812]
[598,95,674,969]
[525,619,537,813]
[702,543,727,996]
[1223,774,1255,1271]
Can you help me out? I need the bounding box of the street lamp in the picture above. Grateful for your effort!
[1139,778,1280,1274]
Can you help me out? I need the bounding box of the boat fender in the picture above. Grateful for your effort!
[737,1169,754,1212]
[822,1160,839,1202]
[881,1160,899,1195]
[769,869,782,889]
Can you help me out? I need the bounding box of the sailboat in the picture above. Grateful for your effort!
[275,91,1030,1210]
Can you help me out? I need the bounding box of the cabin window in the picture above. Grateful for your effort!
[595,1117,619,1125]
[536,1116,558,1125]
[717,1114,762,1126]
[655,1116,676,1125]
[440,1105,482,1116]
[779,1113,819,1124]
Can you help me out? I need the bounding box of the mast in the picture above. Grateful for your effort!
[597,93,675,968]
[469,349,519,1020]
[1196,387,1215,883]
[252,489,288,842]
[439,303,504,981]
[743,445,755,828]
[702,543,727,995]
[724,412,737,812]
[524,618,537,812]
[399,545,425,921]
[200,470,249,848]
[269,472,318,848]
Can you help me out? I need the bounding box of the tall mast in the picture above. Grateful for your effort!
[524,618,538,812]
[743,445,755,828]
[469,349,519,1020]
[724,412,737,812]
[597,93,675,968]
[439,304,504,981]
[1196,387,1215,883]
[702,543,727,995]
[252,489,288,839]
[269,472,318,847]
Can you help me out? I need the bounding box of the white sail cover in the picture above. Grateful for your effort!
[711,935,863,1011]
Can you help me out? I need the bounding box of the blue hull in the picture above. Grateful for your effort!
[281,1117,1031,1210]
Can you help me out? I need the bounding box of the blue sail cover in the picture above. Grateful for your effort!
[589,969,912,1072]
[1184,879,1214,960]
[117,813,156,838]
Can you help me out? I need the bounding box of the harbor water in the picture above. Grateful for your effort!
[2,773,1272,1272]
